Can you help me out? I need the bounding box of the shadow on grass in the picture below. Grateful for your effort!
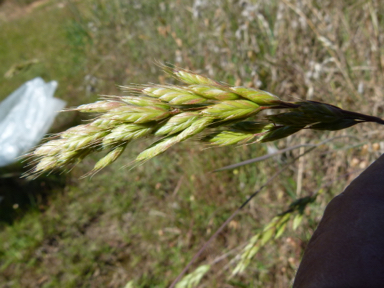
[0,165,66,225]
[0,113,84,226]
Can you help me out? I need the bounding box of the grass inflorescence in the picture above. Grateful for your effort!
[25,64,384,178]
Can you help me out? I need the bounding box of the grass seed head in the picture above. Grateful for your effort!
[25,64,383,177]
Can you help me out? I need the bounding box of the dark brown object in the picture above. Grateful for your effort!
[293,154,384,288]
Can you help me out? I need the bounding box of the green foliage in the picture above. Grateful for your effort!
[0,3,88,105]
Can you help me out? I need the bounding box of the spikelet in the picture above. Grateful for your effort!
[189,85,239,100]
[202,100,261,121]
[91,145,127,174]
[229,87,282,106]
[102,124,153,147]
[73,101,124,113]
[142,86,207,105]
[135,116,213,163]
[102,105,171,123]
[154,112,200,136]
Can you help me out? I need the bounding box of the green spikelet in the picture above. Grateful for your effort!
[120,96,169,109]
[90,118,121,130]
[34,156,60,173]
[61,131,106,151]
[230,87,282,106]
[60,125,101,139]
[136,117,213,163]
[202,100,261,121]
[175,116,213,141]
[174,69,218,85]
[75,101,124,113]
[33,139,66,156]
[102,124,153,147]
[104,105,171,123]
[154,112,200,136]
[135,136,179,162]
[205,131,256,146]
[142,86,207,105]
[189,85,239,100]
[92,145,127,172]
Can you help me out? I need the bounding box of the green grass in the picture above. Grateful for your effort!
[1,0,384,287]
[0,1,91,105]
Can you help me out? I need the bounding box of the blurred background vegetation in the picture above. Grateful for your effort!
[0,0,383,287]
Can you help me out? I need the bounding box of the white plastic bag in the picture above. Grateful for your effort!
[0,77,66,167]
